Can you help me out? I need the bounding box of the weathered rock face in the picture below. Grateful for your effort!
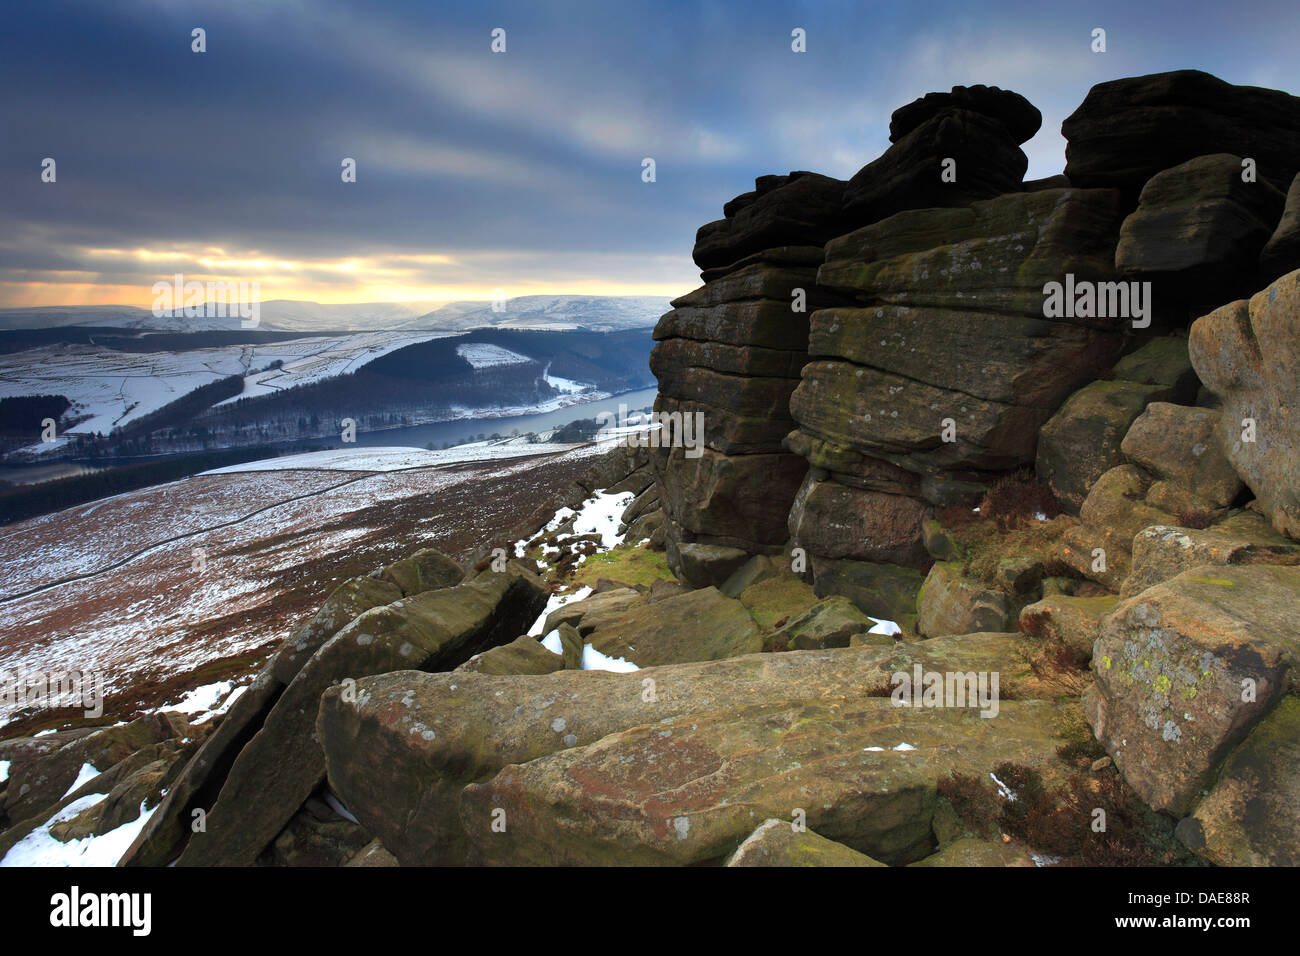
[653,228,842,579]
[808,556,927,633]
[1053,386,1254,595]
[1018,593,1119,660]
[1115,154,1286,313]
[1059,464,1178,591]
[765,595,884,651]
[1063,70,1300,195]
[671,543,750,589]
[1120,403,1243,512]
[460,697,1074,866]
[654,445,807,559]
[581,586,763,667]
[889,84,1042,144]
[794,188,1128,478]
[1189,269,1300,538]
[1085,564,1300,815]
[455,635,564,676]
[317,632,1065,865]
[916,562,1011,638]
[787,474,930,568]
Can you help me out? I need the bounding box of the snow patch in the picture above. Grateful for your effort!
[540,630,564,655]
[0,795,157,867]
[527,586,593,636]
[580,644,639,672]
[62,762,101,799]
[570,489,636,549]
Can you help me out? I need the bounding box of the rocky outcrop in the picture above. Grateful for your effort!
[692,174,848,272]
[1036,379,1174,515]
[652,239,841,581]
[794,188,1127,478]
[1124,512,1300,598]
[18,69,1300,871]
[842,109,1028,224]
[1062,69,1300,195]
[1189,268,1300,538]
[1056,397,1243,592]
[1036,335,1198,516]
[1059,464,1178,591]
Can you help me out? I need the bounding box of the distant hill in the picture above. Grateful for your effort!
[0,295,670,333]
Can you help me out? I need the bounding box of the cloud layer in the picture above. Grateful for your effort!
[2,0,1297,308]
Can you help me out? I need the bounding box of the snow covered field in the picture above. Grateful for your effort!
[202,439,580,474]
[221,329,458,404]
[0,439,619,728]
[0,330,456,452]
[455,342,531,367]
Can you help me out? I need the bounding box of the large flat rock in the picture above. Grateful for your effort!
[460,698,1076,866]
[317,633,1067,865]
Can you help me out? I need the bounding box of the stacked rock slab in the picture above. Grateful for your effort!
[651,172,851,585]
[788,187,1130,597]
[1062,69,1300,197]
[651,88,1052,588]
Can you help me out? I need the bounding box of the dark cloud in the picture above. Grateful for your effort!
[2,0,1298,305]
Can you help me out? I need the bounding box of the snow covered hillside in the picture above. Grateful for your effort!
[0,330,456,451]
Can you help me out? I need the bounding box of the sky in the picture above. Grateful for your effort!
[2,0,1299,310]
